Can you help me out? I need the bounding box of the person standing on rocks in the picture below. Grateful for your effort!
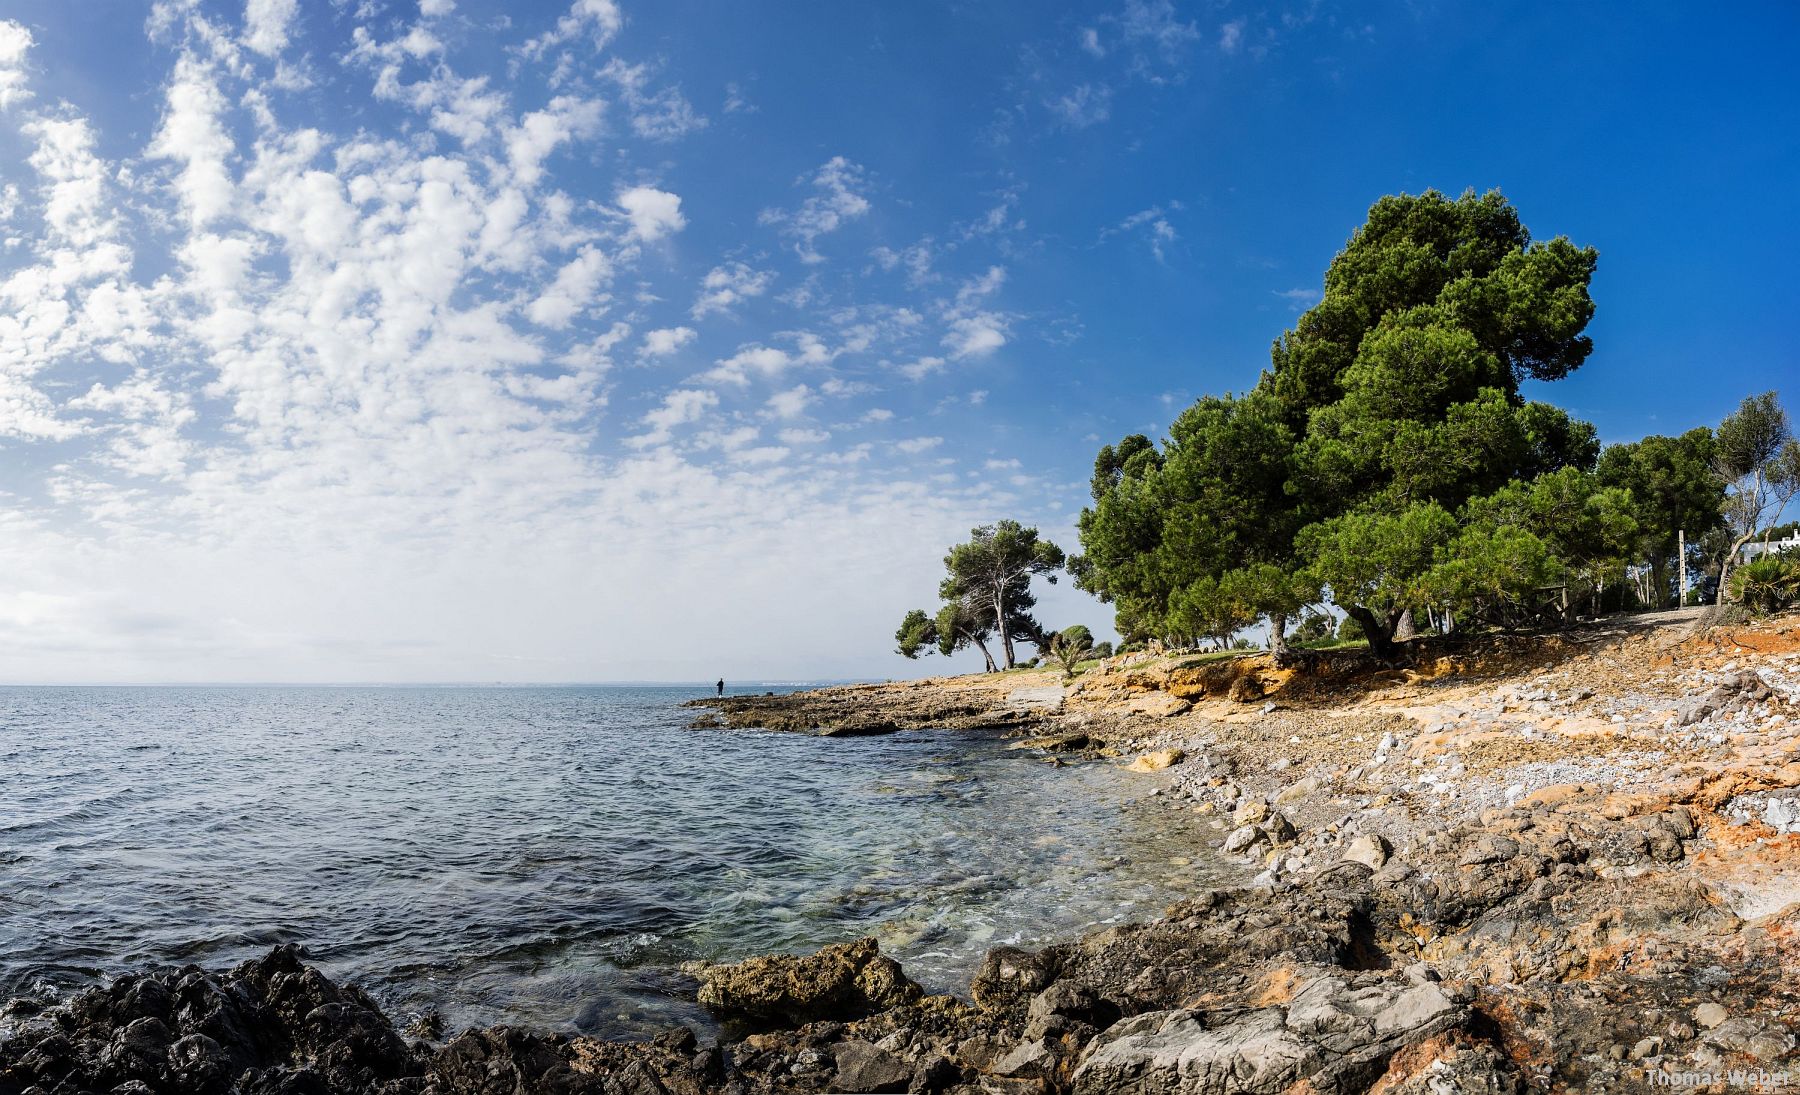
[716,678,725,697]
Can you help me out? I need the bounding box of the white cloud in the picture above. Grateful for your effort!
[1121,0,1200,55]
[704,334,828,385]
[899,356,946,381]
[759,156,870,263]
[692,262,773,318]
[616,185,685,242]
[243,0,300,57]
[0,20,34,109]
[894,436,943,454]
[1048,83,1111,128]
[632,387,718,446]
[765,383,812,418]
[1101,202,1183,261]
[0,1,1110,685]
[600,59,707,141]
[519,0,623,60]
[1219,19,1245,54]
[528,246,613,328]
[505,95,603,188]
[150,54,236,229]
[1274,287,1322,310]
[1079,26,1105,57]
[939,266,1011,360]
[640,326,696,358]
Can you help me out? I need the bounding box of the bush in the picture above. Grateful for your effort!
[1728,556,1800,614]
[1335,614,1365,642]
[1290,611,1333,645]
[1091,640,1114,659]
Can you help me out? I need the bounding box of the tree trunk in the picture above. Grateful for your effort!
[1348,605,1398,662]
[1268,610,1294,668]
[1718,530,1757,604]
[993,587,1016,668]
[972,636,998,673]
[1394,608,1418,642]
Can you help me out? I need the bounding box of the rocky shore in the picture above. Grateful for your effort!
[6,608,1800,1094]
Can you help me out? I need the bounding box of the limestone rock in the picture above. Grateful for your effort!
[1126,691,1192,718]
[832,1039,912,1093]
[691,937,921,1027]
[1340,833,1390,871]
[1071,972,1461,1095]
[1126,748,1186,772]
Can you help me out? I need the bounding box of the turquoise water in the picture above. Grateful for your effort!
[0,685,1229,1038]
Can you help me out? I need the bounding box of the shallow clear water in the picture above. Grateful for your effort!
[0,685,1233,1038]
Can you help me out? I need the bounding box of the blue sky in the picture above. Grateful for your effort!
[0,0,1794,682]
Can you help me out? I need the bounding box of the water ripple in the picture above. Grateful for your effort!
[0,684,1237,1038]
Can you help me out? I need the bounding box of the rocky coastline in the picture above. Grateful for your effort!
[6,608,1800,1094]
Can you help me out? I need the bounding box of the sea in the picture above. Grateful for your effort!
[0,684,1233,1038]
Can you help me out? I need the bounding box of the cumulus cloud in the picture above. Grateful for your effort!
[0,20,34,109]
[765,383,812,418]
[528,246,613,328]
[692,261,773,318]
[759,156,871,263]
[640,326,696,358]
[243,0,301,57]
[632,387,718,446]
[939,266,1011,360]
[616,185,685,242]
[519,0,623,60]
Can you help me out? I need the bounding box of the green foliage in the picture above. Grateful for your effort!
[1289,611,1333,645]
[894,609,937,659]
[1714,392,1800,603]
[1728,556,1800,615]
[1090,640,1114,659]
[1335,614,1364,642]
[1058,624,1094,651]
[1076,189,1606,659]
[1596,427,1723,606]
[910,520,1066,671]
[1046,626,1096,681]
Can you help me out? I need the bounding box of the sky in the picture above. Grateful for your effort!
[0,1,1794,683]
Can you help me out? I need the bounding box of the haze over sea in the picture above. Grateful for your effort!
[0,685,1226,1038]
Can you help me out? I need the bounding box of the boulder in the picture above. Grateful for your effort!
[1071,972,1461,1095]
[1223,825,1268,855]
[691,937,921,1027]
[1127,691,1193,718]
[1126,748,1186,772]
[1339,833,1390,871]
[972,946,1060,1011]
[832,1039,912,1093]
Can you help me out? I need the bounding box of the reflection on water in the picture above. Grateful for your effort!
[0,685,1237,1037]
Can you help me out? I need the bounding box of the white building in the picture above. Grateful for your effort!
[1742,530,1800,562]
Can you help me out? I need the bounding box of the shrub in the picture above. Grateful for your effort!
[1335,614,1365,642]
[1728,555,1800,614]
[1091,640,1113,659]
[1290,611,1333,645]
